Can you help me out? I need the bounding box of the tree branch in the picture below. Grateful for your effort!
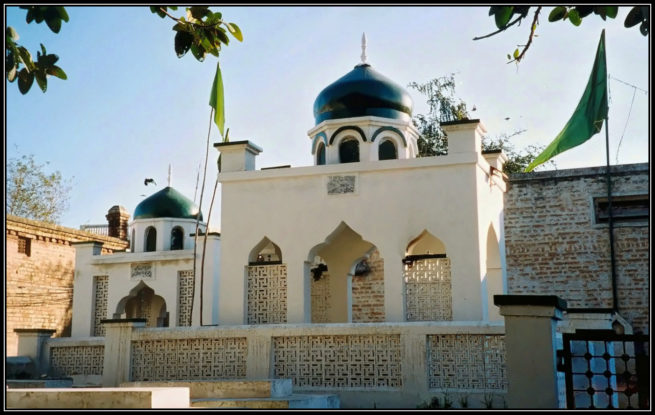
[473,14,526,41]
[159,7,224,29]
[512,7,542,63]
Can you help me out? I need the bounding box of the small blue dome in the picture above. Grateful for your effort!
[313,64,413,125]
[133,187,202,221]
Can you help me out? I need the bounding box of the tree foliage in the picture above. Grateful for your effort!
[476,6,649,63]
[409,75,468,156]
[6,6,69,94]
[149,6,242,62]
[410,74,554,173]
[6,154,72,224]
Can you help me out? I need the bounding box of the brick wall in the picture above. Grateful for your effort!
[6,215,129,356]
[352,249,385,323]
[504,163,649,333]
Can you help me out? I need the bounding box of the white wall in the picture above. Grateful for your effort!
[218,149,505,325]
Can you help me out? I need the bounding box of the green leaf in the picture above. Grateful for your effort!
[548,6,567,22]
[34,70,47,92]
[7,65,17,82]
[199,35,213,52]
[188,6,211,20]
[494,6,514,29]
[17,68,34,94]
[174,30,194,58]
[17,47,35,71]
[46,65,67,80]
[605,6,618,19]
[150,6,166,18]
[575,6,593,18]
[506,53,511,60]
[567,9,582,26]
[206,12,223,26]
[226,22,243,41]
[7,26,19,41]
[190,43,205,61]
[40,43,47,55]
[640,21,648,36]
[624,6,643,28]
[34,7,47,24]
[25,7,35,23]
[215,28,229,45]
[57,6,69,22]
[45,7,62,33]
[513,48,520,59]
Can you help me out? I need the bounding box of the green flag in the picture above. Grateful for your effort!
[525,30,608,172]
[209,61,225,138]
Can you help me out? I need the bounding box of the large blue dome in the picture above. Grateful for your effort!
[313,64,413,125]
[133,187,203,221]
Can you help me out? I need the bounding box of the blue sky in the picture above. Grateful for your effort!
[6,6,649,230]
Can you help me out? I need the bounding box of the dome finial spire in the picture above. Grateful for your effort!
[360,32,367,64]
[168,164,172,187]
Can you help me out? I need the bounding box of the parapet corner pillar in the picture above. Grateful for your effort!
[101,318,146,387]
[14,328,56,376]
[494,294,567,409]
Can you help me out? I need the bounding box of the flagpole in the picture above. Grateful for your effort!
[604,115,618,312]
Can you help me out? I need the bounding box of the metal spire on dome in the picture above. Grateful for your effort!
[360,32,367,64]
[168,164,172,187]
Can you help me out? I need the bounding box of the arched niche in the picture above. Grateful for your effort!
[248,237,283,264]
[246,237,286,324]
[307,222,383,323]
[114,281,168,328]
[403,230,452,321]
[171,226,184,250]
[144,226,157,252]
[406,230,446,256]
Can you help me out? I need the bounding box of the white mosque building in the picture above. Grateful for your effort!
[71,39,508,336]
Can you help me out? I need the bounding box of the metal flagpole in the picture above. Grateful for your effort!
[604,115,618,311]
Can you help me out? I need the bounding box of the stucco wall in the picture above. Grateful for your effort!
[504,163,649,333]
[6,216,128,356]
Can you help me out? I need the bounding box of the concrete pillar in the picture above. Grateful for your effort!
[214,140,262,172]
[285,259,310,323]
[494,295,567,409]
[379,248,404,322]
[14,329,55,376]
[441,119,486,154]
[101,319,146,387]
[401,332,428,402]
[247,334,273,379]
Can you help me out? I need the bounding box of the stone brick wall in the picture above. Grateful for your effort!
[6,215,129,356]
[351,249,385,323]
[504,163,649,333]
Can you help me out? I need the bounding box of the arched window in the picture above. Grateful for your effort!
[131,229,135,252]
[171,227,184,250]
[379,139,397,160]
[317,142,326,165]
[339,138,360,163]
[145,226,157,252]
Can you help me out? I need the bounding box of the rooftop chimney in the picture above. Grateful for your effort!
[106,205,130,241]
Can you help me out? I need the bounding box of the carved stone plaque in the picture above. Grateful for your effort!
[131,262,153,280]
[327,175,356,195]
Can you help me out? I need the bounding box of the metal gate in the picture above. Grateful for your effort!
[557,329,649,409]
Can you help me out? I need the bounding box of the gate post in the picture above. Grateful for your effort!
[494,295,566,409]
[101,318,146,387]
[14,328,56,377]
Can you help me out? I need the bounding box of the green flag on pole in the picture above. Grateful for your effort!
[209,61,225,138]
[525,30,608,172]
